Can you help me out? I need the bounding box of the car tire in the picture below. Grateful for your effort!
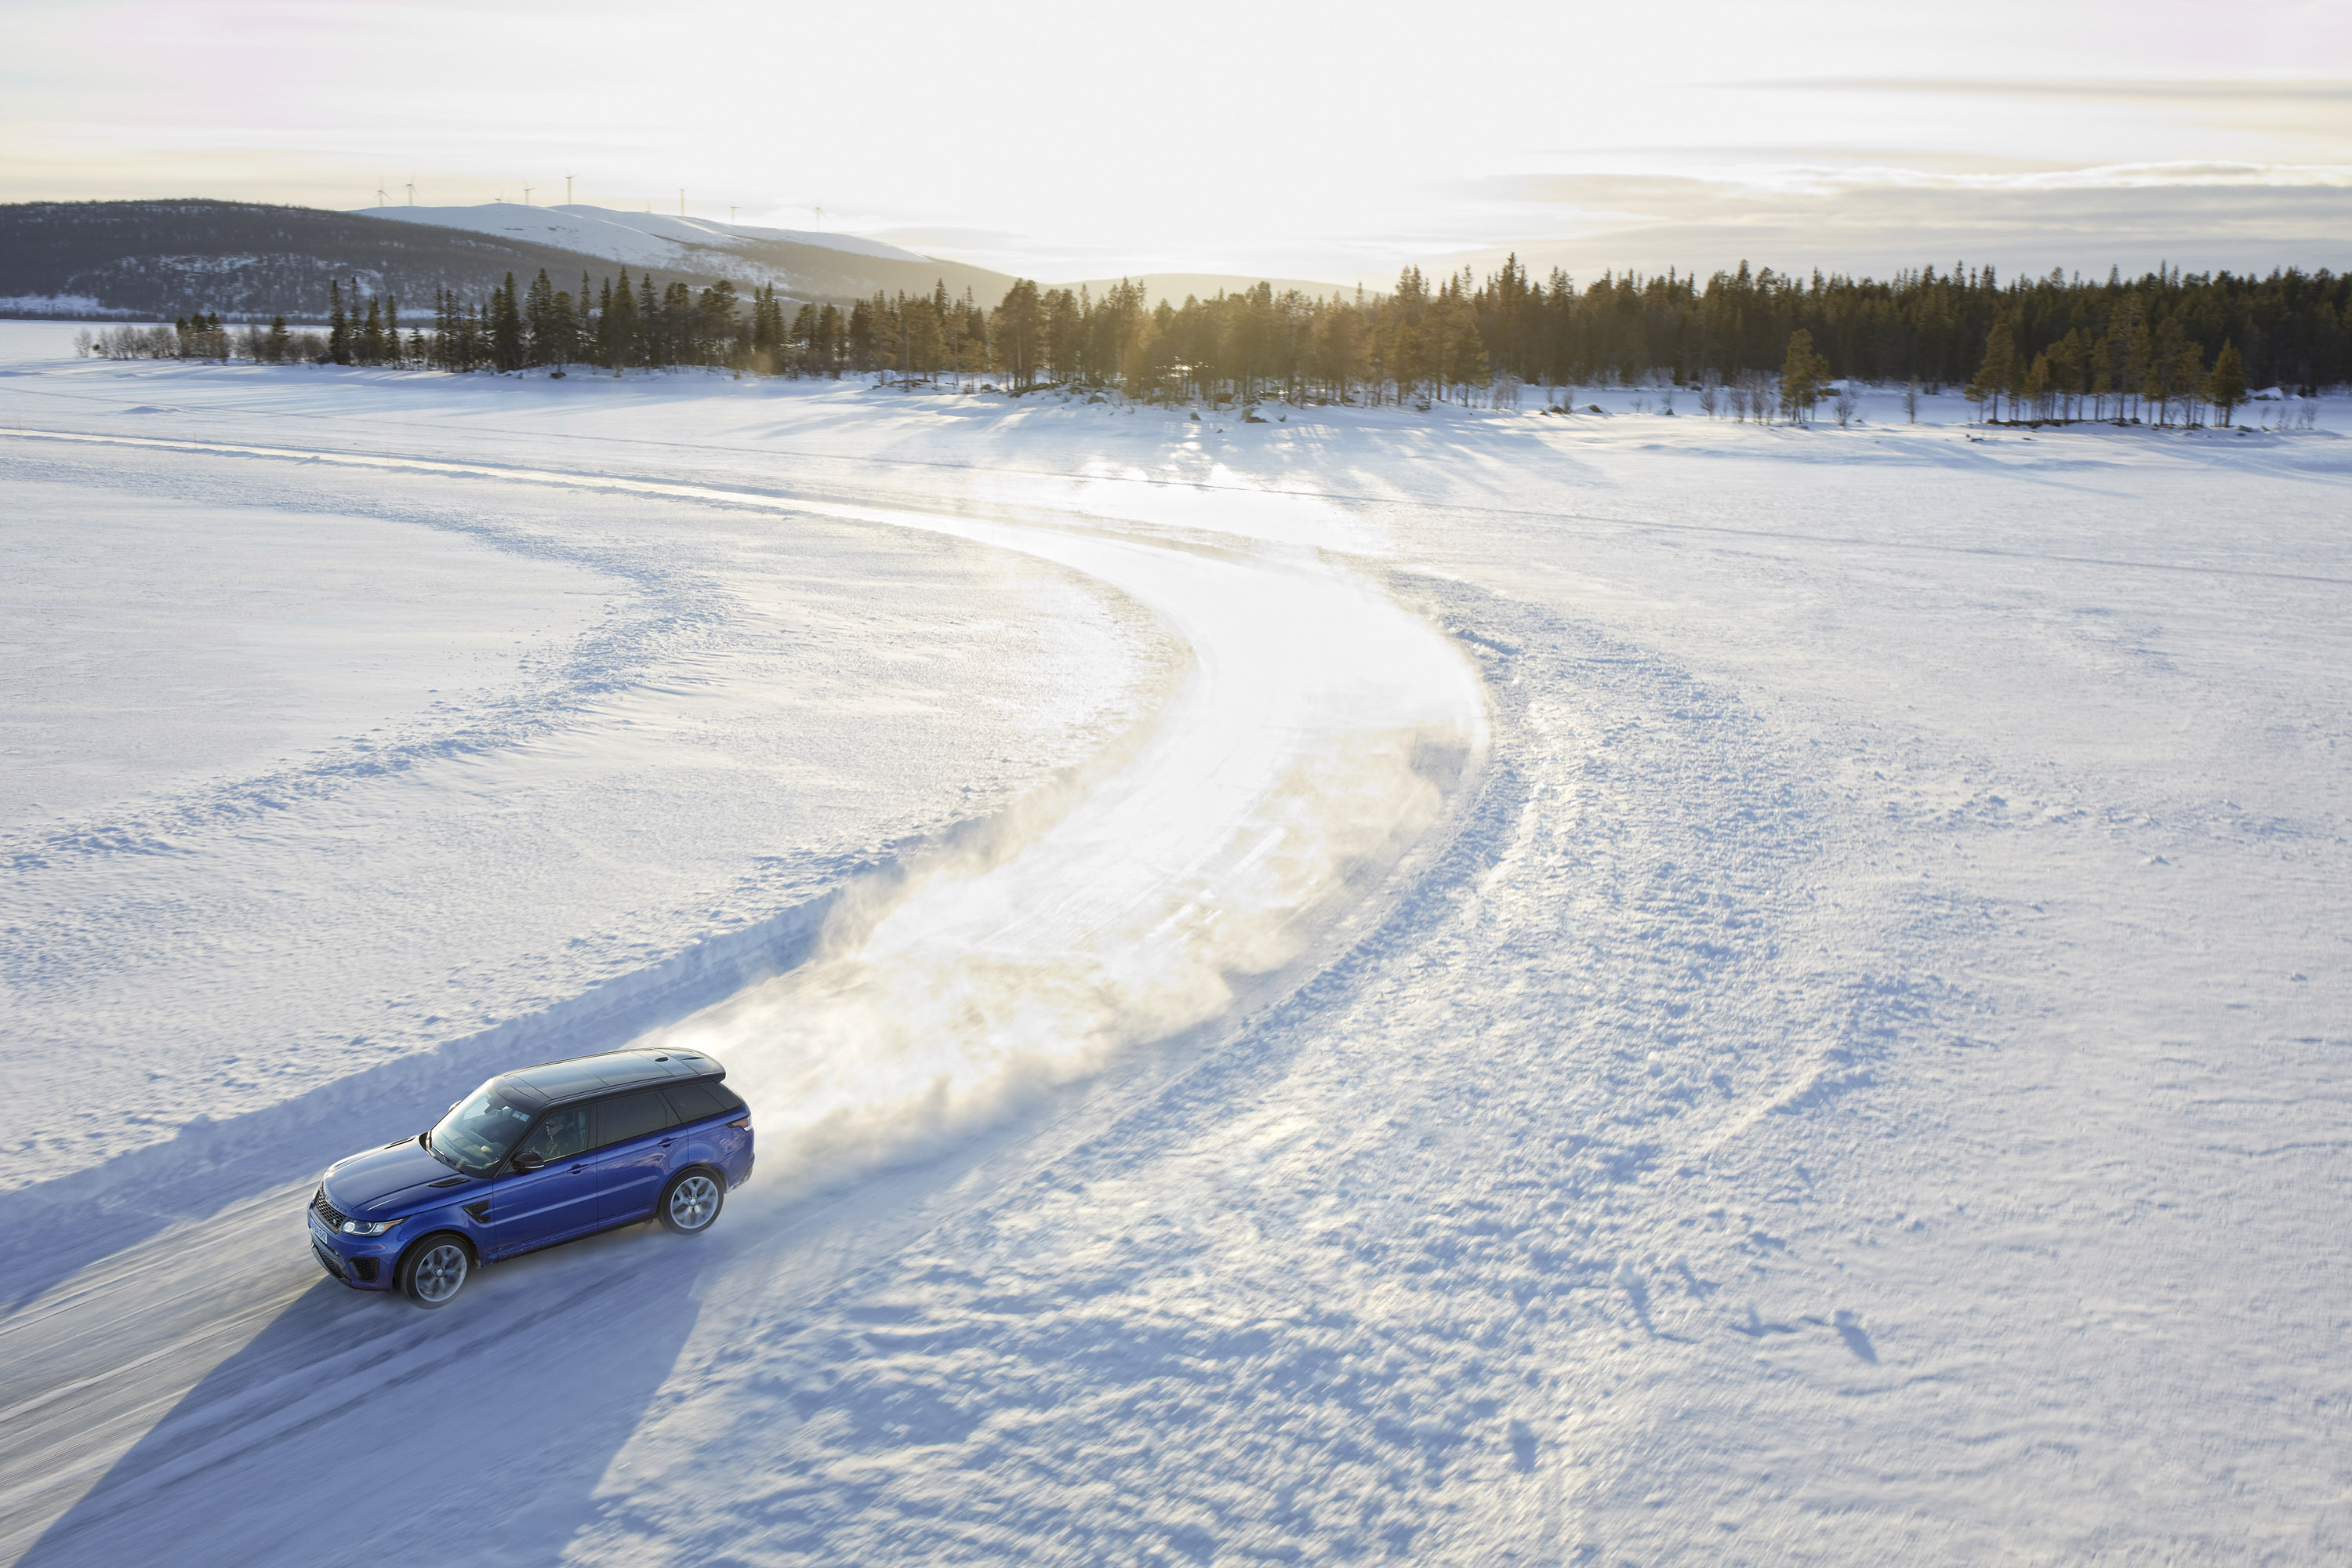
[658,1168,725,1235]
[398,1234,473,1308]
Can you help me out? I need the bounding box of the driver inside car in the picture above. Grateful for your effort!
[517,1105,591,1165]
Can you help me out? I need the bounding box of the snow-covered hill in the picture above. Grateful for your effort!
[0,201,1017,322]
[356,202,931,270]
[354,201,1012,304]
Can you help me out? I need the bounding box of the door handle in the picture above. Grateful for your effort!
[659,1138,674,1148]
[568,1163,586,1172]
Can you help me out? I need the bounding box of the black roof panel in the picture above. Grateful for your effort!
[492,1048,725,1111]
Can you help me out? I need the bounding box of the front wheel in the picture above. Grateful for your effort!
[659,1169,724,1235]
[398,1235,472,1307]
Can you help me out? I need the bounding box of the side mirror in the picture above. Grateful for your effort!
[510,1151,544,1173]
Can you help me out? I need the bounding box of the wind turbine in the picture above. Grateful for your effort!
[678,188,685,217]
[813,205,823,230]
[376,180,388,208]
[523,185,534,206]
[405,176,415,205]
[564,173,574,205]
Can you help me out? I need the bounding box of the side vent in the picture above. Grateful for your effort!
[429,1175,468,1188]
[462,1201,491,1223]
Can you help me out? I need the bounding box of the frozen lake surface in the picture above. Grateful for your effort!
[2,334,2346,1564]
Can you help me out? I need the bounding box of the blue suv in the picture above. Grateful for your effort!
[308,1048,753,1307]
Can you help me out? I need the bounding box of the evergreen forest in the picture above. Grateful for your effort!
[79,256,2350,426]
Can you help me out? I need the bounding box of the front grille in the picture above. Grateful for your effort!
[311,1187,350,1231]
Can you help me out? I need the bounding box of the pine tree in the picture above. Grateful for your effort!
[576,273,596,365]
[2024,351,2053,419]
[489,273,524,371]
[604,269,637,369]
[902,296,945,383]
[524,269,557,365]
[955,299,992,388]
[1780,328,1828,423]
[2147,317,2191,425]
[2125,318,2154,421]
[1317,306,1367,401]
[1966,321,2016,423]
[991,281,1043,389]
[1446,305,1488,401]
[2173,343,2206,426]
[328,280,350,365]
[786,302,817,376]
[2206,339,2245,426]
[2049,330,2086,421]
[815,303,842,376]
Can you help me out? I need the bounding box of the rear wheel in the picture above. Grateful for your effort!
[659,1169,724,1234]
[398,1235,471,1307]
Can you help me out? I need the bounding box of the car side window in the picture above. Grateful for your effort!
[662,1081,728,1123]
[593,1090,677,1150]
[516,1106,591,1164]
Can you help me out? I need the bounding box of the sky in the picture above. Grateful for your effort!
[2,0,2347,286]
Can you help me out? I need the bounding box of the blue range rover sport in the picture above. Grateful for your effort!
[308,1048,753,1307]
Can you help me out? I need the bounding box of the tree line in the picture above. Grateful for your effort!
[82,257,2348,423]
[1464,259,2343,401]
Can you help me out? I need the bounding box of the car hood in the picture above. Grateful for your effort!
[322,1136,476,1216]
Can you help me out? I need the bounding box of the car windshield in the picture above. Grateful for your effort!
[426,1083,535,1176]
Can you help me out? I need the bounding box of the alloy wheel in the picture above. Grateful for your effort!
[413,1243,468,1304]
[668,1174,720,1230]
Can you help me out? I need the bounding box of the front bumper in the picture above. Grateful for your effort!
[309,1220,401,1290]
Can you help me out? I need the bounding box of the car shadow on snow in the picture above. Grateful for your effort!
[20,1219,717,1567]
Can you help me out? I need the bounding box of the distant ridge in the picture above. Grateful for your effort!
[357,203,931,268]
[0,200,1016,321]
[353,203,1012,303]
[1051,274,1355,307]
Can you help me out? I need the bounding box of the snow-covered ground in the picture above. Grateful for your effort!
[1,339,2347,1565]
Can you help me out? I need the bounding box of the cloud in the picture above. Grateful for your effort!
[1435,163,2352,279]
[1744,77,2352,103]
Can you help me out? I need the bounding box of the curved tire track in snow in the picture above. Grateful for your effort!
[0,428,1485,1566]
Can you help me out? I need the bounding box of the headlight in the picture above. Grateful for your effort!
[340,1216,405,1236]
